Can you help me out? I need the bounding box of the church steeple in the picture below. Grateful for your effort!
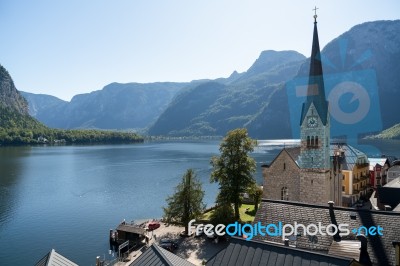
[300,11,329,126]
[299,10,330,171]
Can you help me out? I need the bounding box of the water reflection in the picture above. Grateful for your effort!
[0,147,31,227]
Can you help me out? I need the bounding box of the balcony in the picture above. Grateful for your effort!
[353,189,360,194]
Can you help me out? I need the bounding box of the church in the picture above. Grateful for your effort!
[262,12,343,206]
[254,14,400,265]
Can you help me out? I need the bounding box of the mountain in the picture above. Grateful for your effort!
[0,65,29,115]
[22,82,186,130]
[149,20,400,138]
[21,20,400,138]
[0,64,142,145]
[148,51,306,137]
[20,91,68,118]
[0,65,45,131]
[294,20,400,138]
[366,123,400,140]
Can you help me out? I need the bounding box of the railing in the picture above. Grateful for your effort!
[353,189,360,194]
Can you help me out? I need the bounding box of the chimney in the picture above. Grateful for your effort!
[393,242,400,266]
[328,201,341,242]
[284,239,289,246]
[357,235,372,266]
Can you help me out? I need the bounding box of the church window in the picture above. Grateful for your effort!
[307,136,310,147]
[311,136,315,146]
[284,163,286,170]
[281,187,289,200]
[315,136,319,146]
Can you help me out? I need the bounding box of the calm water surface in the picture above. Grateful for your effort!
[0,139,398,265]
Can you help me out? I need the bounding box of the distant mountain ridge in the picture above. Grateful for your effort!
[23,82,187,130]
[148,50,306,137]
[0,64,142,145]
[149,20,400,138]
[21,20,400,138]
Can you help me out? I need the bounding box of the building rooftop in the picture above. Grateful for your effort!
[117,223,147,235]
[368,158,388,170]
[384,177,400,188]
[206,237,354,266]
[253,199,400,265]
[35,249,78,266]
[129,244,195,266]
[262,143,369,172]
[330,143,369,171]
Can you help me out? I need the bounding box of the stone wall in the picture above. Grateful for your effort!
[299,168,331,204]
[263,149,300,201]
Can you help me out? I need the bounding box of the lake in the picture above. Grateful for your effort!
[0,139,399,265]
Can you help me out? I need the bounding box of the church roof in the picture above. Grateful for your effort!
[253,199,400,265]
[264,143,368,171]
[300,19,329,126]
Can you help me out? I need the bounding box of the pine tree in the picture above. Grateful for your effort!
[163,169,205,235]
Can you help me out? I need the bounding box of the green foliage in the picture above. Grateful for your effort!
[163,169,205,234]
[211,128,256,221]
[247,183,263,212]
[0,104,143,145]
[209,204,235,226]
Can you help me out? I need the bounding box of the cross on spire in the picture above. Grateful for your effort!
[313,6,319,22]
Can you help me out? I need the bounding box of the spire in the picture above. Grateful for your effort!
[300,9,329,126]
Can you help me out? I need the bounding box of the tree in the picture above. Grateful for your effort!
[247,183,263,212]
[211,128,256,221]
[163,169,205,235]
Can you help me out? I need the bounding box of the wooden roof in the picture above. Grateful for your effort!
[117,224,147,235]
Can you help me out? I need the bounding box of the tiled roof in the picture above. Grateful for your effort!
[253,199,400,265]
[264,143,368,172]
[35,249,78,266]
[130,244,194,266]
[376,186,400,209]
[206,237,353,266]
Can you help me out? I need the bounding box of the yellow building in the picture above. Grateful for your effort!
[332,143,369,206]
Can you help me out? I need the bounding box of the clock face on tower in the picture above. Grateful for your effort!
[307,116,318,127]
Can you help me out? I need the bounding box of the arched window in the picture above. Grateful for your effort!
[281,187,289,200]
[311,136,315,147]
[315,136,319,146]
[307,136,310,147]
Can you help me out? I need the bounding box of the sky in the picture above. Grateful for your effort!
[0,0,399,101]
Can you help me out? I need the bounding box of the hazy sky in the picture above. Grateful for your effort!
[1,0,399,101]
